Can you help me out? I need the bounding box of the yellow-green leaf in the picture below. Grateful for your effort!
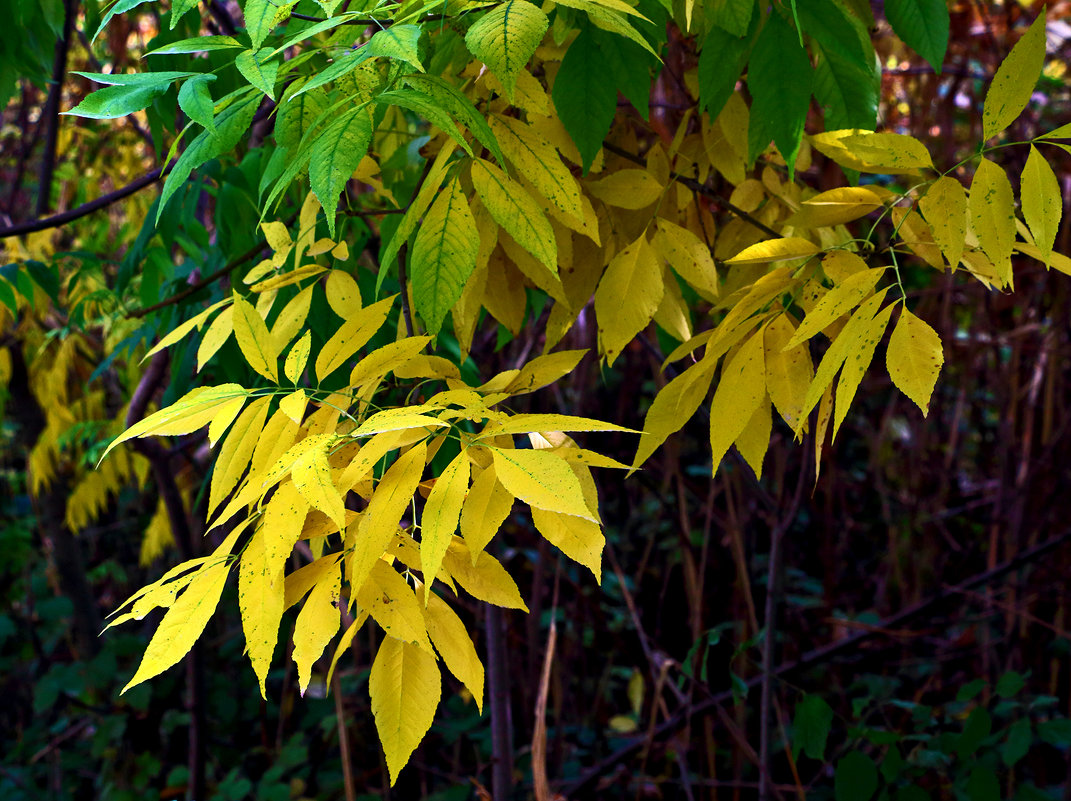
[593,234,664,365]
[442,538,528,609]
[381,142,457,279]
[726,237,820,264]
[412,175,479,335]
[786,267,885,348]
[832,302,893,440]
[292,439,346,529]
[232,294,279,382]
[351,409,447,438]
[734,394,771,478]
[490,115,583,222]
[122,559,230,693]
[315,295,395,382]
[969,158,1016,284]
[632,356,716,469]
[471,157,557,271]
[982,12,1046,140]
[764,315,814,433]
[269,285,314,355]
[478,413,632,439]
[420,452,469,594]
[886,306,944,415]
[369,636,441,786]
[464,0,548,100]
[653,220,719,300]
[293,558,341,695]
[238,525,284,697]
[709,327,767,473]
[348,441,427,594]
[423,591,484,712]
[197,305,235,371]
[103,384,250,461]
[838,132,933,171]
[284,331,312,384]
[207,395,246,446]
[530,507,604,582]
[919,176,967,268]
[143,298,231,362]
[586,169,664,209]
[1021,144,1062,266]
[491,446,597,522]
[786,186,884,228]
[348,336,433,388]
[459,464,514,562]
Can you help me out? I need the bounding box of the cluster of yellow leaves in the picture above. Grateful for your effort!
[104,215,633,781]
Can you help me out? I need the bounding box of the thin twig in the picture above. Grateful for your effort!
[35,0,76,217]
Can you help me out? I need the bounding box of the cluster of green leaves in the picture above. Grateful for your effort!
[792,672,1071,801]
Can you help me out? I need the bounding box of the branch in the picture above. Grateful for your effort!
[0,167,163,240]
[561,526,1071,798]
[601,141,782,240]
[35,0,76,217]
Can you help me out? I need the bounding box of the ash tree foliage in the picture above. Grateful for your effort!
[4,0,1068,784]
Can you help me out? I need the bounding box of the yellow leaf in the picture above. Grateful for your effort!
[726,237,820,264]
[709,327,767,473]
[197,305,235,371]
[207,395,246,447]
[348,441,427,595]
[478,413,632,439]
[821,250,867,284]
[122,559,230,693]
[734,393,771,478]
[459,464,514,562]
[357,561,434,652]
[786,186,883,228]
[919,176,967,268]
[471,157,557,271]
[982,12,1047,140]
[593,234,664,365]
[490,115,583,222]
[207,396,271,515]
[531,507,604,582]
[279,389,306,425]
[381,142,457,273]
[293,558,341,695]
[232,294,279,382]
[786,267,885,348]
[491,446,597,522]
[284,331,312,384]
[1015,242,1071,277]
[261,220,292,261]
[764,315,813,433]
[503,349,586,395]
[103,384,250,461]
[886,306,944,415]
[262,481,311,581]
[351,409,447,438]
[813,384,833,481]
[326,269,362,318]
[890,207,945,271]
[292,439,346,529]
[283,553,342,611]
[798,288,890,432]
[326,612,367,687]
[315,295,395,382]
[369,636,441,786]
[238,526,284,697]
[349,336,433,388]
[837,132,933,171]
[442,538,527,609]
[337,429,406,492]
[419,452,469,594]
[143,299,232,362]
[832,302,893,440]
[586,169,664,209]
[809,129,925,175]
[653,220,719,300]
[969,158,1016,284]
[423,591,484,712]
[1021,145,1062,266]
[251,265,326,293]
[269,285,314,354]
[632,356,716,469]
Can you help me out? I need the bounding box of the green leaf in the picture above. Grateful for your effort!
[158,90,260,219]
[145,35,243,56]
[309,106,373,237]
[63,83,168,119]
[1021,144,1062,266]
[792,694,834,761]
[376,89,473,157]
[811,41,878,130]
[995,670,1025,698]
[73,70,196,87]
[834,752,878,801]
[1038,717,1071,747]
[591,26,652,119]
[471,158,557,270]
[92,0,150,43]
[885,0,948,73]
[289,47,375,99]
[465,0,549,100]
[411,175,479,335]
[982,12,1046,141]
[710,0,753,36]
[235,48,279,99]
[551,26,617,173]
[367,25,425,72]
[697,20,755,120]
[403,74,505,166]
[169,0,202,29]
[274,80,328,152]
[178,74,216,131]
[1002,718,1032,767]
[957,707,992,758]
[746,12,813,175]
[243,0,279,49]
[966,766,1000,801]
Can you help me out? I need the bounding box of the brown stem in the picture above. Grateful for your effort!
[35,0,76,217]
[486,604,513,800]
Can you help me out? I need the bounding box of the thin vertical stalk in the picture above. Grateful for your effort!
[36,0,76,217]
